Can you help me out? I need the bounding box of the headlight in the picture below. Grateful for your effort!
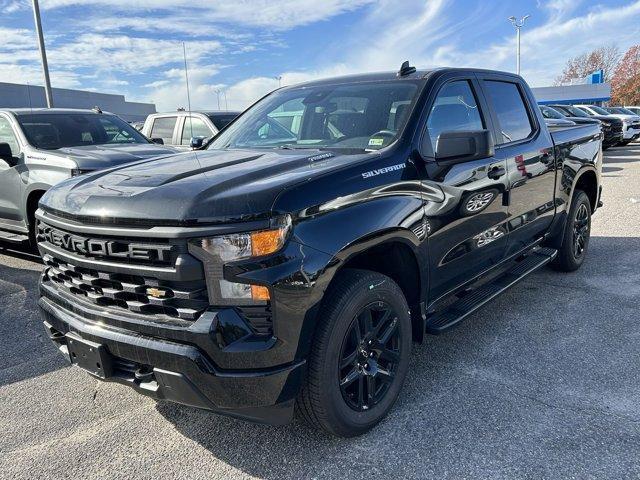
[189,215,292,303]
[197,214,291,262]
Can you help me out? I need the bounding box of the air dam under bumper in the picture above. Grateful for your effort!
[39,295,306,426]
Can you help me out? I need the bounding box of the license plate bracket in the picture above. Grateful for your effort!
[66,333,113,379]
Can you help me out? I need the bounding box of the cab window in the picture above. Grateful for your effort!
[0,117,21,156]
[150,116,177,144]
[426,80,484,153]
[181,117,214,145]
[484,81,534,144]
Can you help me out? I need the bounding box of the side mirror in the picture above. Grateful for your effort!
[151,138,164,145]
[0,142,17,167]
[435,130,494,166]
[190,136,206,149]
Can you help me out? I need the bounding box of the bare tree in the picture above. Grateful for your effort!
[554,45,621,85]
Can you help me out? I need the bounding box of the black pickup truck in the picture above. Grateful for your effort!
[36,65,602,437]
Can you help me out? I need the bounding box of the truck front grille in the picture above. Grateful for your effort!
[43,253,208,321]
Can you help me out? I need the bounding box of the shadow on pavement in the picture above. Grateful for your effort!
[0,242,65,388]
[157,236,640,479]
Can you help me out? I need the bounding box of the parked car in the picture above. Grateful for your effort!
[624,106,640,115]
[538,105,577,128]
[0,108,178,247]
[36,66,602,437]
[575,104,640,145]
[547,104,623,149]
[141,110,241,150]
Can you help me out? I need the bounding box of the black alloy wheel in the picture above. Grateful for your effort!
[338,302,401,412]
[573,202,590,259]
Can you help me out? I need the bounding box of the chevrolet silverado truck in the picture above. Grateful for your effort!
[36,65,602,437]
[0,108,176,248]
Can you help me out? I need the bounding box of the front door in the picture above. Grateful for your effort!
[421,77,510,301]
[0,115,24,226]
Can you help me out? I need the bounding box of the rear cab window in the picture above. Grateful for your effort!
[483,80,534,144]
[150,116,177,144]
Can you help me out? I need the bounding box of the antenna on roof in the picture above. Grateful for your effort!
[397,60,416,77]
[182,42,193,140]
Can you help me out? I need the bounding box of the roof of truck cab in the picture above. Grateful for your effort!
[284,67,522,89]
[1,108,114,116]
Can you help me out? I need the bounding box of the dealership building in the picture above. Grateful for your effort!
[532,69,611,106]
[0,82,156,122]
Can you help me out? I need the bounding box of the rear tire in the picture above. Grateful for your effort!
[296,269,412,437]
[551,190,591,272]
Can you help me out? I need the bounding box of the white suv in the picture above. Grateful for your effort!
[141,110,240,150]
[575,105,640,145]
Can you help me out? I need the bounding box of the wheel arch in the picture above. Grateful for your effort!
[318,231,427,343]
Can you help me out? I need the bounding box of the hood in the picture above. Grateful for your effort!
[606,114,640,123]
[55,143,179,170]
[591,115,622,125]
[40,148,373,225]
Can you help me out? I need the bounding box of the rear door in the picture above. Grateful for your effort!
[479,75,556,256]
[420,74,510,300]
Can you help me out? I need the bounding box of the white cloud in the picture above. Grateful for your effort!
[38,0,374,29]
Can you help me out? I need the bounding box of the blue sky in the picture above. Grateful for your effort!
[1,0,639,111]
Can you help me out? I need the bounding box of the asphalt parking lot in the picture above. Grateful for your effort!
[1,144,639,480]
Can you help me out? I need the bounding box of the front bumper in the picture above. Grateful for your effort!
[39,281,306,425]
[623,127,640,140]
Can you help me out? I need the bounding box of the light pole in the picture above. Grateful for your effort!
[214,89,221,110]
[508,14,530,76]
[32,0,53,107]
[223,90,228,110]
[274,76,282,87]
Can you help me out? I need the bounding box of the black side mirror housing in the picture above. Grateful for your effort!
[0,142,17,167]
[435,130,494,166]
[151,138,164,145]
[190,136,206,149]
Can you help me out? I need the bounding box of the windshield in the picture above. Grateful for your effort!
[539,106,564,119]
[207,113,239,131]
[556,105,589,118]
[586,105,611,115]
[208,81,421,152]
[617,107,637,116]
[18,113,149,150]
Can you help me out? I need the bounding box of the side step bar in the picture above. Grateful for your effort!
[425,247,557,334]
[0,230,29,243]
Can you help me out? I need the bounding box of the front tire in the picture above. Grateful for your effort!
[551,190,591,272]
[297,269,412,437]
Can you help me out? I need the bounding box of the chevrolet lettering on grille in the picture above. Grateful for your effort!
[38,224,173,262]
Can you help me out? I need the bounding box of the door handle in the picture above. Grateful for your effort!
[487,166,506,180]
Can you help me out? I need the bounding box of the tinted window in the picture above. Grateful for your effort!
[540,106,564,119]
[426,80,484,152]
[0,117,20,156]
[207,113,239,130]
[17,114,148,150]
[209,81,420,152]
[484,81,533,144]
[181,117,214,144]
[150,117,177,144]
